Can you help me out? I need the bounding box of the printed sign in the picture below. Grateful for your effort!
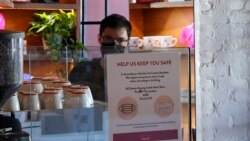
[106,52,181,141]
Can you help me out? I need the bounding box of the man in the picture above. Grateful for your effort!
[69,14,132,102]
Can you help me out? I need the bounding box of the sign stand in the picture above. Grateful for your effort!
[105,47,191,141]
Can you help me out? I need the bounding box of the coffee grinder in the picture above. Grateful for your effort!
[0,30,30,140]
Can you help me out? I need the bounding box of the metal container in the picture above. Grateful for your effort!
[0,30,24,107]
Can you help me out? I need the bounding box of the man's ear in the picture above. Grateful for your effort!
[98,34,101,45]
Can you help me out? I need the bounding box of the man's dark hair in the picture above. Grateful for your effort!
[99,14,132,39]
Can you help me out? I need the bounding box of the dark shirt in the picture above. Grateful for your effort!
[68,58,105,102]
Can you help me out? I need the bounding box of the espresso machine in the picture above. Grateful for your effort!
[0,30,30,140]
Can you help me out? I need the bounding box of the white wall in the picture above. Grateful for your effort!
[195,0,250,140]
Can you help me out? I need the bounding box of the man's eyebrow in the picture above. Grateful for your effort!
[117,37,128,40]
[102,35,112,37]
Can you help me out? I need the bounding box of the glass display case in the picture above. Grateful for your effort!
[0,46,193,141]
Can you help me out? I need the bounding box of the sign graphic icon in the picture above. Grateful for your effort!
[117,97,138,120]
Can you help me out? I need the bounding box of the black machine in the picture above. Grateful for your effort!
[0,30,30,141]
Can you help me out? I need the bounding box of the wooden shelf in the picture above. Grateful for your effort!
[130,1,193,9]
[130,3,150,9]
[0,3,76,10]
[14,3,77,10]
[0,1,82,42]
[0,0,14,8]
[151,1,193,8]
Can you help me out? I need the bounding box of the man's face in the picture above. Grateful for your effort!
[98,27,129,48]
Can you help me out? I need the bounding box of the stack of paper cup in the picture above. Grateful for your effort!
[21,92,40,111]
[68,85,94,106]
[70,90,89,108]
[52,80,71,88]
[3,92,20,112]
[41,77,59,88]
[43,90,63,109]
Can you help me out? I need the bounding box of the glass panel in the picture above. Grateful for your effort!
[84,0,105,21]
[0,47,192,141]
[85,46,102,59]
[84,25,100,47]
[27,107,107,141]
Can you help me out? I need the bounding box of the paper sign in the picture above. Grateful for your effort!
[106,52,181,141]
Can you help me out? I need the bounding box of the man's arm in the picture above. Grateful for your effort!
[69,61,89,85]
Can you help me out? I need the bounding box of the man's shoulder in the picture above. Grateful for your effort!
[69,58,102,84]
[72,58,101,71]
[75,58,101,66]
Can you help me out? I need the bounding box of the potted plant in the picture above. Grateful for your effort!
[27,9,84,50]
[27,9,86,79]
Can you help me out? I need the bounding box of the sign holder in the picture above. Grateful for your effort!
[105,47,192,141]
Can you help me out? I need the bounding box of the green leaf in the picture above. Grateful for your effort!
[36,25,48,33]
[26,9,82,54]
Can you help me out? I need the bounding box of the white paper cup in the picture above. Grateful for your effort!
[3,92,20,112]
[70,90,89,108]
[68,85,94,105]
[30,80,44,94]
[19,81,31,92]
[31,76,43,82]
[52,80,71,88]
[62,85,72,99]
[41,77,59,88]
[21,92,40,111]
[43,90,63,109]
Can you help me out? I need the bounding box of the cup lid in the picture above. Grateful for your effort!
[52,80,70,84]
[53,87,63,90]
[71,90,86,94]
[44,87,56,91]
[43,90,59,94]
[22,92,38,95]
[70,86,89,89]
[32,77,43,80]
[30,80,41,84]
[69,85,80,88]
[42,77,59,81]
[62,85,71,88]
[23,80,30,84]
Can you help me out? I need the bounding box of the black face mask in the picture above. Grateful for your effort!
[100,42,125,57]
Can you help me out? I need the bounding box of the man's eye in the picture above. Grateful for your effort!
[117,39,127,42]
[116,40,123,43]
[103,37,111,40]
[103,37,112,40]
